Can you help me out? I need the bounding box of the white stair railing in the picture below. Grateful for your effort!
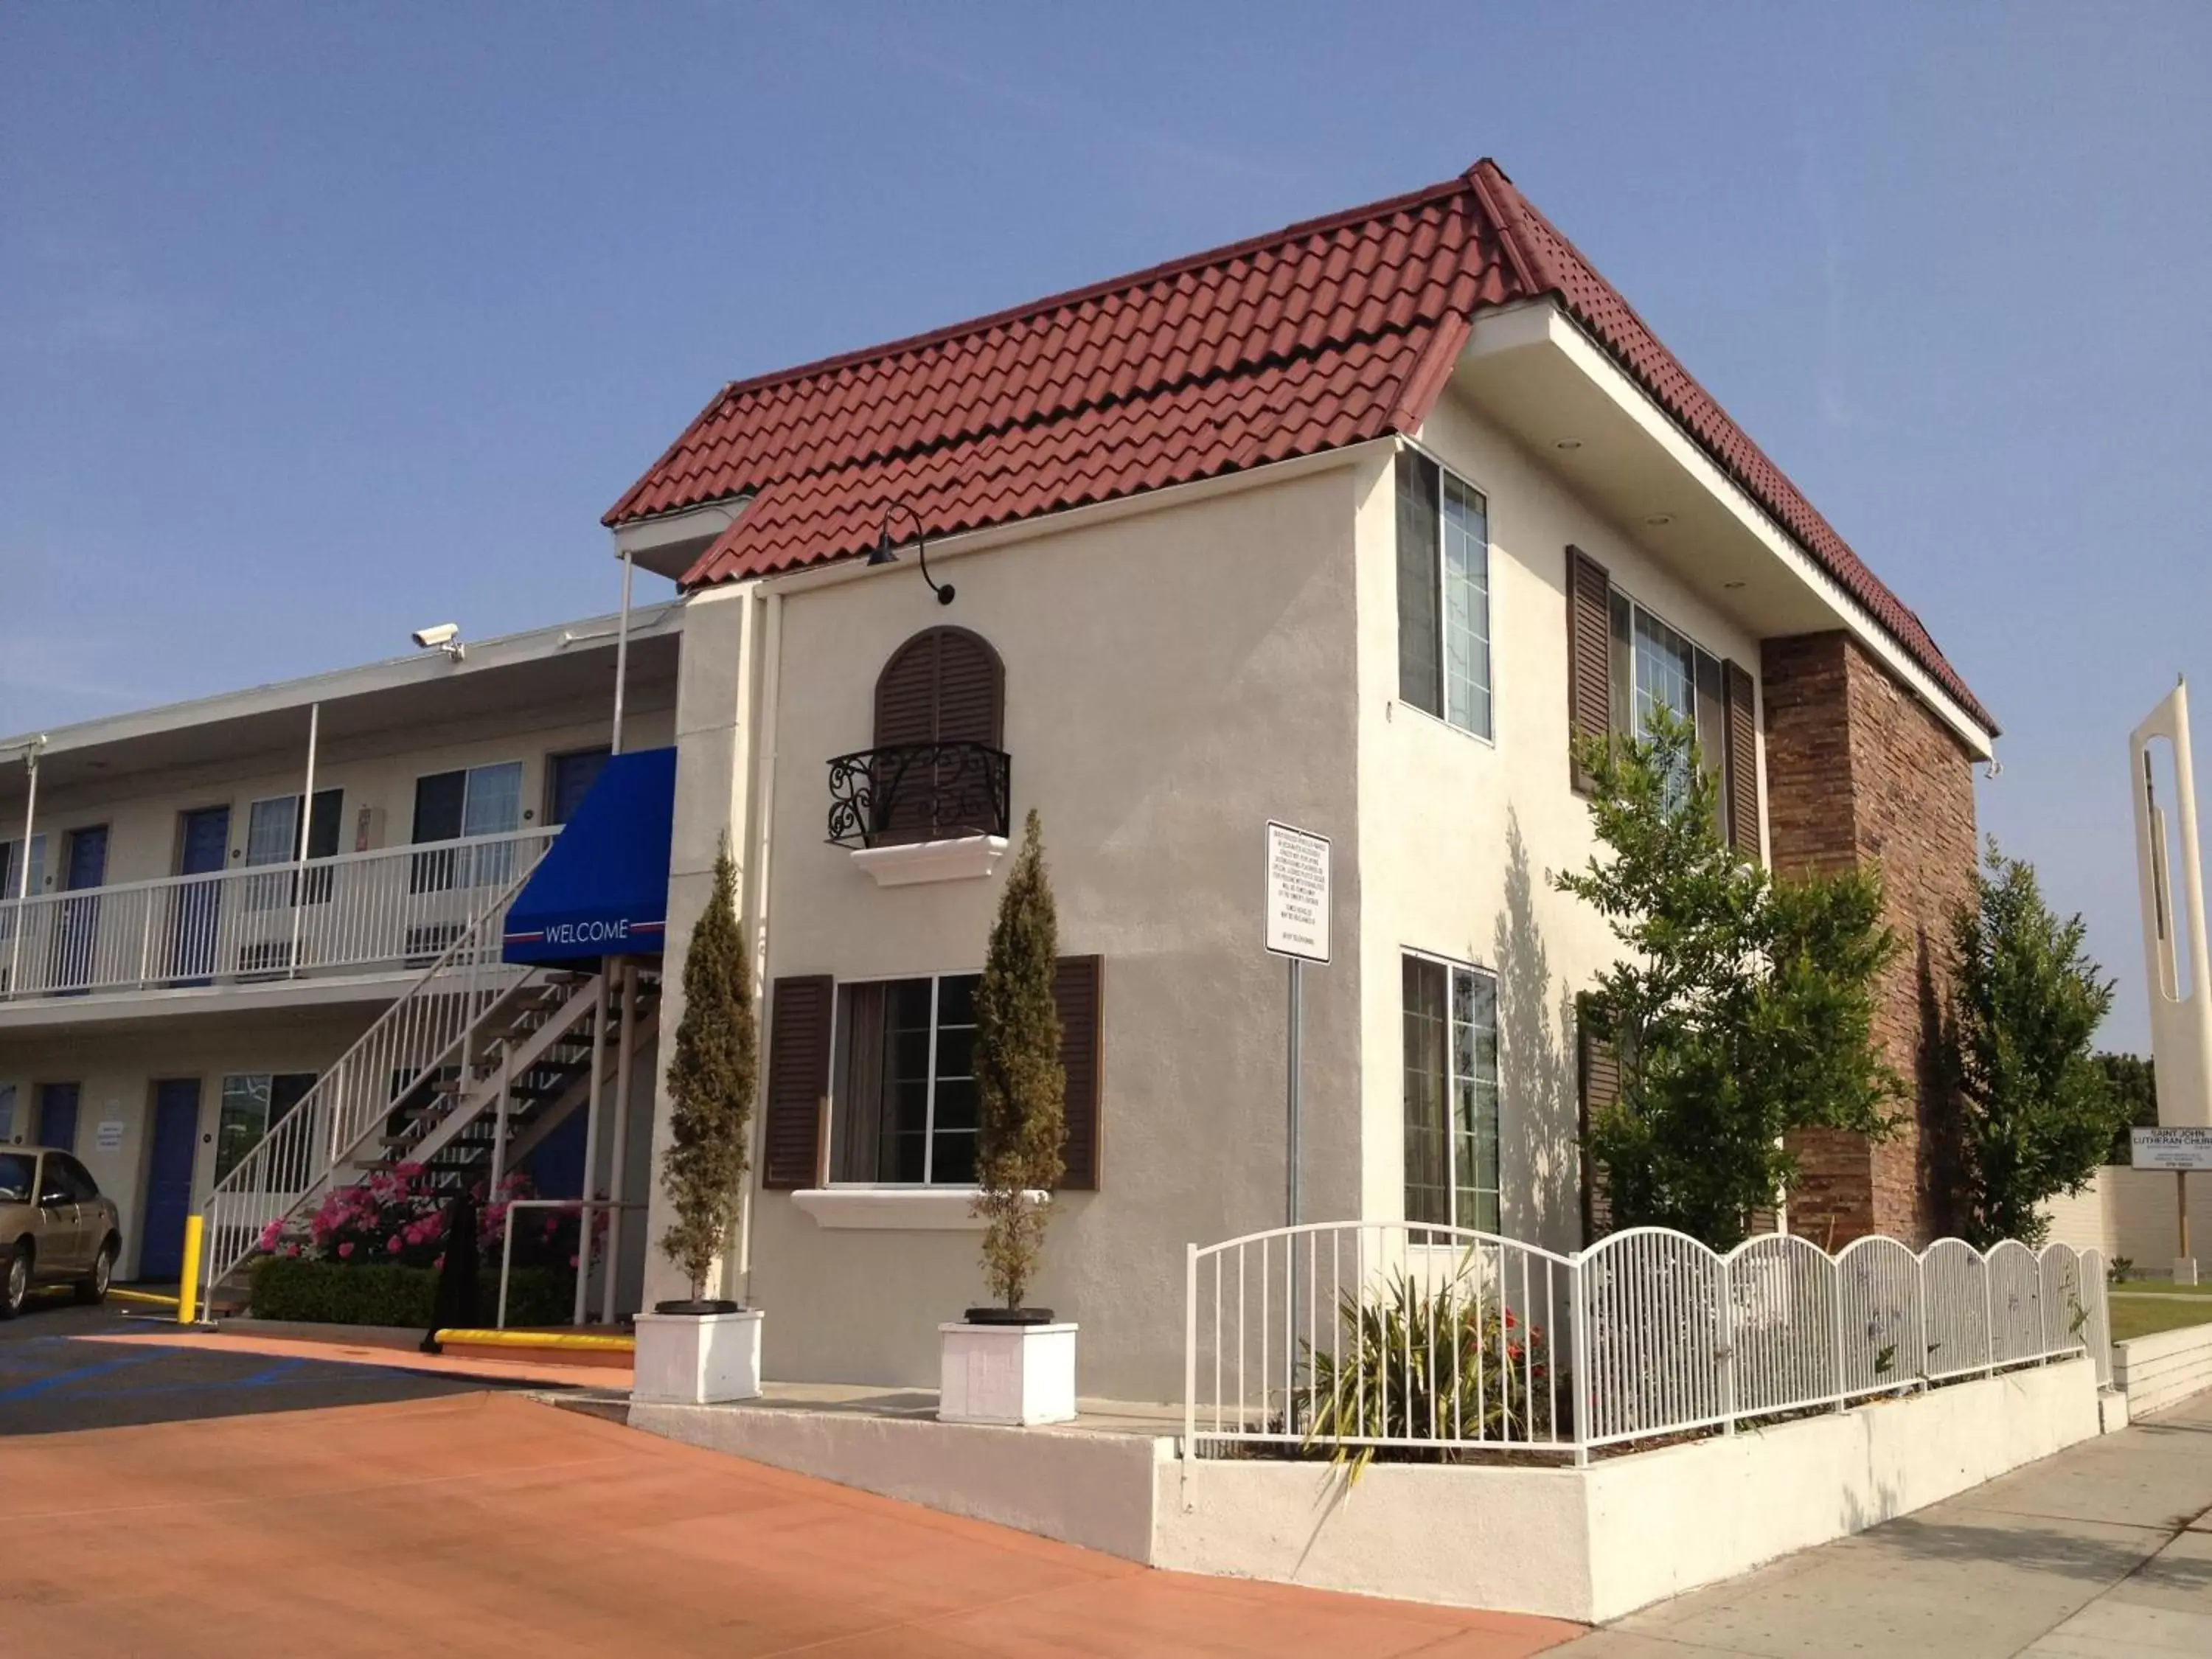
[198,861,547,1304]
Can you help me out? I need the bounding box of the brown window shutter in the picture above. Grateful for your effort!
[1052,955,1103,1190]
[1576,996,1619,1242]
[934,629,1004,747]
[1722,660,1759,857]
[762,975,834,1189]
[875,632,941,748]
[1565,548,1613,793]
[873,627,1005,748]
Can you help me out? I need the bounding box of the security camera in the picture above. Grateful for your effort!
[411,623,465,661]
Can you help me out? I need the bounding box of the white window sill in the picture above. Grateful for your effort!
[1386,698,1495,748]
[849,834,1009,888]
[790,1186,1048,1231]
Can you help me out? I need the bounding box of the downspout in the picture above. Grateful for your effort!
[737,586,784,1302]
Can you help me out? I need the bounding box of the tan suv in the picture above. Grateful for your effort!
[0,1148,122,1318]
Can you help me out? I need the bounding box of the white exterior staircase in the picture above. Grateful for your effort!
[196,856,655,1310]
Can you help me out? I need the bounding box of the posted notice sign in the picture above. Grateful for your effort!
[1265,821,1332,964]
[2131,1127,2212,1172]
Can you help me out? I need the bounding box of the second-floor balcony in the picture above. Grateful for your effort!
[0,829,556,1004]
[824,742,1011,887]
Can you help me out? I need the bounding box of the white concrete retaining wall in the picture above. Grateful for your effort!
[1579,1360,2101,1619]
[628,1399,1164,1560]
[1153,1358,2104,1624]
[1155,1458,1593,1618]
[630,1357,2105,1625]
[2115,1324,2212,1417]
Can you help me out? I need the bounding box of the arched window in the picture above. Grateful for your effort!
[874,627,1005,751]
[865,627,1007,844]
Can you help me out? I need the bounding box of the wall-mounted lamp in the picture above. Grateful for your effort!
[869,501,955,605]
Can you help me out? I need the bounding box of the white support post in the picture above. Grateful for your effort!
[1718,1256,1736,1434]
[600,959,636,1325]
[288,702,320,978]
[6,740,41,998]
[573,967,611,1327]
[487,1034,513,1206]
[1569,1256,1590,1465]
[1182,1241,1198,1503]
[1831,1255,1848,1411]
[611,552,634,756]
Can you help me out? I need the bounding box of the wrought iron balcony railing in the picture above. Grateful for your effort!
[825,742,1011,849]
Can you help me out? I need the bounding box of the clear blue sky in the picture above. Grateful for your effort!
[4,3,2208,1048]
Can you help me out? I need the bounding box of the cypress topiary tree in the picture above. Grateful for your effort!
[1943,841,2123,1247]
[658,834,757,1307]
[972,809,1065,1313]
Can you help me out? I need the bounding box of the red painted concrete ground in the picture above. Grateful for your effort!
[0,1390,1583,1656]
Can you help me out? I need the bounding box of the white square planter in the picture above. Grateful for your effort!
[938,1321,1077,1425]
[633,1309,763,1405]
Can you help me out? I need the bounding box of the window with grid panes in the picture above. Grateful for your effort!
[1394,451,1492,738]
[1402,953,1500,1234]
[830,973,981,1185]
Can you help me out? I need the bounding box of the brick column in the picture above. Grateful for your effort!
[1761,632,1979,1245]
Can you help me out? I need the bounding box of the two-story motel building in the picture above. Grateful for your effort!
[0,161,1995,1402]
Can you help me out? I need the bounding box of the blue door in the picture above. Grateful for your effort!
[53,825,108,992]
[138,1079,200,1282]
[38,1082,80,1152]
[170,807,229,983]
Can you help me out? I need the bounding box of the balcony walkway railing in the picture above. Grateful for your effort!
[0,828,557,1003]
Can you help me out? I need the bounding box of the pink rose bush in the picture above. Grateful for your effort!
[263,1164,597,1275]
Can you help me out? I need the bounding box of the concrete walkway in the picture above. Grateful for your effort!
[0,1385,1582,1657]
[1557,1388,2212,1657]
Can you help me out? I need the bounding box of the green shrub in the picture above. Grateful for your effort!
[1301,1265,1559,1473]
[249,1256,574,1328]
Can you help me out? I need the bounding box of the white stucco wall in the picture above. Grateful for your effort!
[1353,392,1768,1253]
[0,1008,377,1279]
[633,408,1798,1398]
[687,462,1369,1402]
[2041,1164,2212,1270]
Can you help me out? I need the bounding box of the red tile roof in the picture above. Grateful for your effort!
[608,160,1992,734]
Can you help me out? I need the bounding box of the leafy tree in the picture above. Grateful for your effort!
[972,810,1065,1310]
[658,836,757,1304]
[1943,843,2122,1246]
[1556,711,1902,1248]
[2098,1053,2157,1165]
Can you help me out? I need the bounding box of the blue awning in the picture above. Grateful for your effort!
[502,746,677,964]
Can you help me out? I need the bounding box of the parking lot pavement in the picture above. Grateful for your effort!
[0,1385,1585,1658]
[0,1293,486,1434]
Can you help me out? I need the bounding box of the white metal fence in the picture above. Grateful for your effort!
[0,829,554,1001]
[1186,1222,2112,1464]
[198,862,549,1301]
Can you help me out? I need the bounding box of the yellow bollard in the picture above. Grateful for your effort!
[177,1214,204,1326]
